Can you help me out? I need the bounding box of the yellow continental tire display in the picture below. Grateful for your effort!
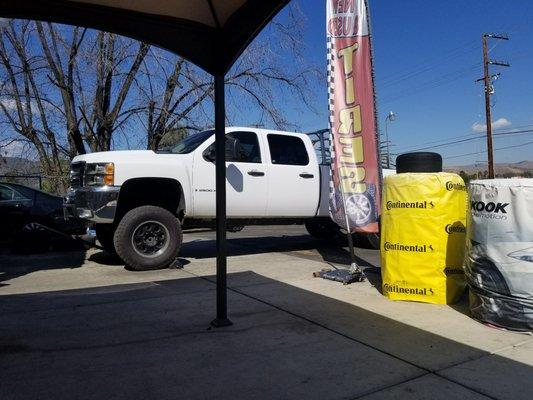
[381,173,467,304]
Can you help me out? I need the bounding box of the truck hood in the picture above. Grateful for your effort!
[73,150,156,163]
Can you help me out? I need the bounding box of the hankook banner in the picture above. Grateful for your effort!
[327,0,380,232]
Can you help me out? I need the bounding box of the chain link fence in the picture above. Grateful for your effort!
[0,174,69,195]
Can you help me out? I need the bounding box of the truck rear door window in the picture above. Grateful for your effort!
[267,134,309,166]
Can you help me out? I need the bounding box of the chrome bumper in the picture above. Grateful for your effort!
[64,186,120,223]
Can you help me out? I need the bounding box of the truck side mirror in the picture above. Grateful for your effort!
[225,137,242,161]
[204,146,216,162]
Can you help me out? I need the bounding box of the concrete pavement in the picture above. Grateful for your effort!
[1,226,532,399]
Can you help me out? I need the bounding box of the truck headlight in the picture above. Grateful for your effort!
[85,162,114,186]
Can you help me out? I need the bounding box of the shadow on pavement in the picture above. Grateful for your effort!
[87,251,191,270]
[87,250,125,266]
[182,234,376,266]
[0,248,86,288]
[0,271,531,400]
[182,234,383,293]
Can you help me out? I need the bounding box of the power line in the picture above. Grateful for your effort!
[396,133,481,152]
[379,63,496,104]
[379,40,478,87]
[403,129,533,152]
[380,62,482,104]
[380,50,526,105]
[395,125,533,153]
[444,139,533,160]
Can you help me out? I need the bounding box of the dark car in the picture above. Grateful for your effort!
[0,182,86,252]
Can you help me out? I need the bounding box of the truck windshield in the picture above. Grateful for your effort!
[157,130,214,154]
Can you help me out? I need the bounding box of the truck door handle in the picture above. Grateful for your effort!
[247,170,265,177]
[299,173,314,179]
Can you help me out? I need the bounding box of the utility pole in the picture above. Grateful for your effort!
[476,33,509,178]
[384,111,396,169]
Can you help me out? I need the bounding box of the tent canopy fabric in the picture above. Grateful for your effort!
[1,0,289,74]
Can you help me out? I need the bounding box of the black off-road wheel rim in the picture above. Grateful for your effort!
[131,220,170,258]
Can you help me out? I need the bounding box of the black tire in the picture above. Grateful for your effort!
[305,218,342,240]
[396,152,442,173]
[468,258,511,296]
[95,224,116,253]
[113,206,182,271]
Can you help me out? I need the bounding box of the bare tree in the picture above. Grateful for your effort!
[0,21,150,191]
[132,2,318,151]
[0,21,67,191]
[225,3,318,130]
[78,31,149,152]
[137,54,213,150]
[0,3,320,192]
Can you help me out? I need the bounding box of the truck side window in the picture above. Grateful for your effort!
[205,131,261,163]
[267,134,309,166]
[228,131,261,163]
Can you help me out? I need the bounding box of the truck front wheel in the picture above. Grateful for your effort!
[113,206,182,271]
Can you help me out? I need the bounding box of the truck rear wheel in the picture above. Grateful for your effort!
[305,219,342,240]
[366,233,380,250]
[113,206,182,271]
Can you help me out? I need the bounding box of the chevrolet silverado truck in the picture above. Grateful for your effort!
[64,127,389,270]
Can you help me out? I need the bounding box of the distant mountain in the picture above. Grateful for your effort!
[445,160,533,177]
[513,160,533,169]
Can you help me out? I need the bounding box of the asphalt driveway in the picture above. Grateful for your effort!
[1,226,532,399]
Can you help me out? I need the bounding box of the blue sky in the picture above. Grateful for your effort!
[3,2,532,167]
[251,0,533,166]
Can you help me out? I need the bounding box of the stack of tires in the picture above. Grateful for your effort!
[380,152,468,304]
[466,179,533,332]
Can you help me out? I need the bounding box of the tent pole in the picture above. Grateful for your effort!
[211,73,232,328]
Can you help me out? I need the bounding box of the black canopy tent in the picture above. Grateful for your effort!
[1,0,291,327]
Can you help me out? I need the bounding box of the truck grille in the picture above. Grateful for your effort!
[70,161,86,188]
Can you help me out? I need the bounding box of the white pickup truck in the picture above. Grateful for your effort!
[65,127,390,270]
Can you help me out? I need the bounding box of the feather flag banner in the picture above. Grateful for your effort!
[327,0,381,233]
